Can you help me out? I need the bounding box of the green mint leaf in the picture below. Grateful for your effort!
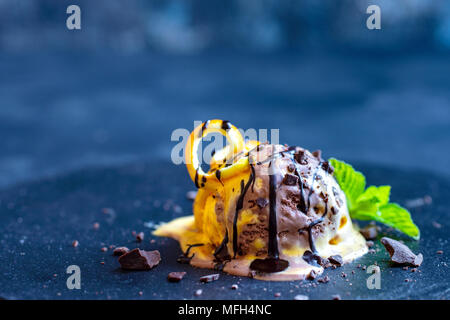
[356,185,391,205]
[350,203,420,240]
[378,203,420,240]
[330,158,420,240]
[329,158,365,210]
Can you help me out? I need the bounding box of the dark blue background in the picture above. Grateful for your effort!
[0,0,449,187]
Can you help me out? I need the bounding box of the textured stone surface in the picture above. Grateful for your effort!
[0,161,448,300]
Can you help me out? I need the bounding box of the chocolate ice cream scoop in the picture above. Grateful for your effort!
[154,120,367,280]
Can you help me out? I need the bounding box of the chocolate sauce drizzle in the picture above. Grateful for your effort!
[214,230,231,261]
[215,169,223,185]
[267,169,280,258]
[293,168,307,213]
[296,160,331,255]
[194,120,233,189]
[221,120,231,131]
[177,243,204,264]
[194,171,200,188]
[232,168,255,257]
[249,157,289,273]
[210,143,330,273]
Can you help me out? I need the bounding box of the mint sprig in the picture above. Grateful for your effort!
[329,158,420,240]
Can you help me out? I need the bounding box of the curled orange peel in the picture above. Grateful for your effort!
[185,119,258,190]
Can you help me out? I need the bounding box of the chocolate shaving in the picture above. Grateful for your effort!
[380,237,423,267]
[200,274,220,283]
[118,248,161,270]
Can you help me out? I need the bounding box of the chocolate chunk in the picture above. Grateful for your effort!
[303,250,328,267]
[321,161,334,174]
[256,198,269,209]
[294,150,308,165]
[200,274,220,283]
[274,292,281,297]
[312,150,322,160]
[437,250,443,254]
[167,271,186,282]
[381,237,423,267]
[332,294,341,300]
[231,284,238,290]
[113,246,129,256]
[328,255,343,267]
[307,269,318,280]
[101,247,108,252]
[366,240,374,247]
[360,225,378,240]
[72,240,79,248]
[318,275,330,283]
[118,248,161,270]
[282,173,299,186]
[136,232,145,242]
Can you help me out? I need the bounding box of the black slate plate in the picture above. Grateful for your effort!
[0,161,448,300]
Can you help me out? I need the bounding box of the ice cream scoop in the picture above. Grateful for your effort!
[154,120,367,280]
